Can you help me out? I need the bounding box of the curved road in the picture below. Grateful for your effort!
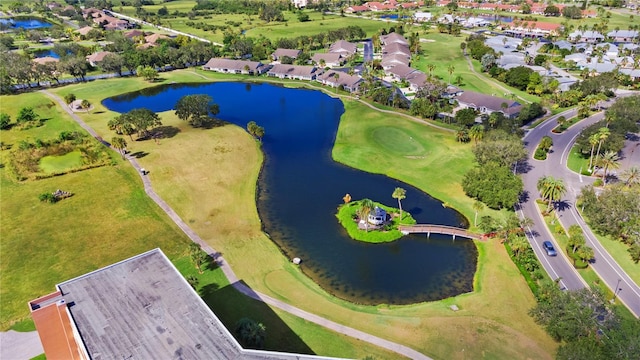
[520,99,640,317]
[41,90,432,360]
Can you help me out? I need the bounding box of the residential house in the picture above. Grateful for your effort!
[607,30,639,43]
[32,56,59,65]
[413,12,433,22]
[380,32,408,46]
[620,68,640,82]
[292,0,309,7]
[317,70,362,92]
[124,29,145,40]
[386,64,419,82]
[407,71,428,92]
[311,53,345,67]
[271,48,302,62]
[144,33,170,45]
[86,51,113,66]
[382,42,411,57]
[76,26,94,36]
[202,58,269,75]
[329,40,357,57]
[502,21,562,38]
[381,53,410,69]
[454,90,523,119]
[568,30,604,43]
[345,5,369,13]
[267,64,317,80]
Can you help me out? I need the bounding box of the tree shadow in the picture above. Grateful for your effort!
[152,125,180,139]
[554,200,572,212]
[93,110,106,114]
[201,281,314,354]
[129,151,148,158]
[518,190,530,205]
[200,119,229,129]
[516,160,533,174]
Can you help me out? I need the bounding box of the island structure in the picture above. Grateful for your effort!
[336,196,416,243]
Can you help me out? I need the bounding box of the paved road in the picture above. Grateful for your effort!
[41,90,433,360]
[0,330,43,360]
[520,98,640,317]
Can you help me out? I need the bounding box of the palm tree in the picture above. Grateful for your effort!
[358,199,375,231]
[620,166,640,187]
[447,64,455,84]
[537,175,567,213]
[427,64,435,77]
[509,235,530,258]
[234,318,266,349]
[469,124,484,144]
[111,137,127,159]
[576,245,594,264]
[597,151,620,186]
[588,133,599,170]
[473,200,484,227]
[455,128,469,142]
[81,99,91,113]
[392,187,406,219]
[333,72,340,93]
[594,127,610,167]
[189,243,208,274]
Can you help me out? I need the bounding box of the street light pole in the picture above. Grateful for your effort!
[612,278,622,302]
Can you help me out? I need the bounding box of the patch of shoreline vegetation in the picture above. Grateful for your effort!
[336,200,416,243]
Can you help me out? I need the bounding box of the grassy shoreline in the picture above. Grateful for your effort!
[2,70,556,358]
[336,200,416,243]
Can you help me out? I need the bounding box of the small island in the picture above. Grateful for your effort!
[336,194,416,243]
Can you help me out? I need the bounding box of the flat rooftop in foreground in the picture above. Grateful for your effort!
[58,249,241,359]
[47,249,340,360]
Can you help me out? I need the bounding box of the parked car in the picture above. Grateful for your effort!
[542,241,557,256]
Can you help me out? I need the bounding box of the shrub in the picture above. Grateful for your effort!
[64,93,76,104]
[38,193,58,203]
[593,178,603,187]
[0,113,10,129]
[534,147,547,160]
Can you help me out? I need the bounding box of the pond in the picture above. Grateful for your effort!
[103,82,478,305]
[0,18,52,30]
[33,49,59,59]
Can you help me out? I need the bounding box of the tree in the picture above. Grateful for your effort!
[454,108,476,127]
[576,245,594,263]
[333,72,340,93]
[0,113,10,130]
[246,121,265,141]
[447,64,455,84]
[629,243,640,264]
[100,53,125,76]
[392,187,406,219]
[462,163,524,209]
[473,131,527,168]
[537,175,567,213]
[596,151,620,186]
[136,65,158,82]
[16,107,38,124]
[588,133,599,170]
[455,127,470,143]
[473,200,484,227]
[469,124,484,144]
[234,318,266,349]
[111,137,127,159]
[358,199,375,231]
[81,99,91,113]
[563,5,583,19]
[568,225,586,253]
[189,243,208,274]
[621,166,640,187]
[510,235,530,258]
[59,56,88,81]
[64,93,76,105]
[175,94,220,128]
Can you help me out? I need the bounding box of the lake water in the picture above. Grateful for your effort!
[103,82,477,305]
[0,18,52,29]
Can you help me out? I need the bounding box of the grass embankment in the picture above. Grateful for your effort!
[413,32,540,103]
[336,200,416,243]
[40,71,556,358]
[567,143,595,175]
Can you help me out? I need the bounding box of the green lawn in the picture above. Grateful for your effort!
[414,32,540,103]
[38,150,83,173]
[566,144,593,175]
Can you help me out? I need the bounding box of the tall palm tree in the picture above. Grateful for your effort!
[469,124,484,144]
[333,72,340,93]
[447,64,455,84]
[537,175,567,213]
[473,200,484,227]
[358,199,375,231]
[588,133,599,171]
[427,64,436,77]
[621,166,640,187]
[597,151,620,186]
[594,127,610,167]
[392,187,406,219]
[111,137,127,159]
[455,128,469,142]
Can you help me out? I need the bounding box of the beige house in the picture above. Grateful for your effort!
[202,58,269,75]
[267,64,317,80]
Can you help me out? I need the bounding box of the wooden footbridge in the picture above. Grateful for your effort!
[398,224,482,240]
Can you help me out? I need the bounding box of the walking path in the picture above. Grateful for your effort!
[0,330,43,360]
[41,90,433,360]
[398,224,481,239]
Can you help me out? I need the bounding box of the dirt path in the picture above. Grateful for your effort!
[41,90,433,360]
